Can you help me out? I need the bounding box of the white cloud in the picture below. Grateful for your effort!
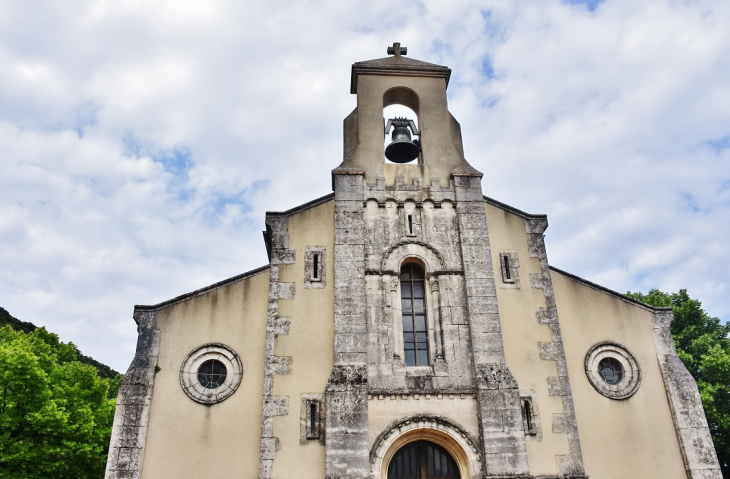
[1,0,729,371]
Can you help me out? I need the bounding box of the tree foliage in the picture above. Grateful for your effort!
[0,307,120,381]
[0,325,117,478]
[626,289,730,476]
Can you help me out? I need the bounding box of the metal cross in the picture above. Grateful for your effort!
[387,42,408,57]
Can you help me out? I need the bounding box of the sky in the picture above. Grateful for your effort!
[1,0,728,372]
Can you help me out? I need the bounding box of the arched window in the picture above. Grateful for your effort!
[401,263,429,367]
[387,440,460,478]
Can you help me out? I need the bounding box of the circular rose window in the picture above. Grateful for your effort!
[585,342,641,400]
[180,343,242,404]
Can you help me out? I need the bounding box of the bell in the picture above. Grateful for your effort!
[384,117,421,163]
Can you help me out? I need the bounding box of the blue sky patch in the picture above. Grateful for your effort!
[480,56,496,80]
[152,148,193,179]
[564,0,605,12]
[706,134,730,153]
[679,191,702,214]
[73,101,98,139]
[202,179,269,225]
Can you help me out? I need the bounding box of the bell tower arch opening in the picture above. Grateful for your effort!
[383,87,421,164]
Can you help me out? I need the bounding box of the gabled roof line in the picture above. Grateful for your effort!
[134,264,270,313]
[549,265,673,313]
[350,56,452,94]
[266,192,335,218]
[483,195,548,220]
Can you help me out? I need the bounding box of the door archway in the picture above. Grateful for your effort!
[387,440,460,479]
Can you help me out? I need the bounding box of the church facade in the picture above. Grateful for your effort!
[105,45,721,479]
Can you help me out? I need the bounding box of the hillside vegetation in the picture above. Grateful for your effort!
[0,308,122,478]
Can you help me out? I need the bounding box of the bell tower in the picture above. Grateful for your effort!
[326,44,534,478]
[335,42,481,186]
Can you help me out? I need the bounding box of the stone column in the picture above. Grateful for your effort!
[389,275,402,360]
[429,275,445,363]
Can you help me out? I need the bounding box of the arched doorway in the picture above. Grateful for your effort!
[387,440,460,479]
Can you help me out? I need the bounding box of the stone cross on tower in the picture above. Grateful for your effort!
[387,42,407,57]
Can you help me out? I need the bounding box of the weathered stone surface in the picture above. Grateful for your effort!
[105,311,160,479]
[327,172,371,478]
[259,214,297,479]
[477,363,519,390]
[527,219,586,477]
[652,310,722,478]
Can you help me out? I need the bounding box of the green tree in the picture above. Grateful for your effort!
[0,307,120,381]
[0,325,117,478]
[627,289,730,475]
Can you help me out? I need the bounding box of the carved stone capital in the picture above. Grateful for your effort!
[477,363,518,389]
[326,365,368,392]
[389,276,399,292]
[428,275,439,292]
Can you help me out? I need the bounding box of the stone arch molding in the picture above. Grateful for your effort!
[381,241,445,273]
[370,414,482,479]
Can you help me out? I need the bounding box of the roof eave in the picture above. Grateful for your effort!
[350,64,452,94]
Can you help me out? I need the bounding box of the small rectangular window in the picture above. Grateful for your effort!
[310,403,317,436]
[305,247,326,289]
[521,396,538,436]
[305,399,321,440]
[300,394,324,444]
[503,255,511,280]
[405,212,417,237]
[499,252,519,288]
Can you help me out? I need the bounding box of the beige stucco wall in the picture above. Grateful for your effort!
[552,270,687,479]
[485,203,570,476]
[368,394,480,443]
[140,268,270,479]
[271,199,335,479]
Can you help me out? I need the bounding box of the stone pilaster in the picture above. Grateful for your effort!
[526,218,586,478]
[454,174,530,476]
[105,310,160,479]
[259,215,296,479]
[325,171,370,479]
[652,310,722,478]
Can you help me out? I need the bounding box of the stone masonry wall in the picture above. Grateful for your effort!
[453,175,530,477]
[362,176,473,393]
[326,172,371,479]
[332,171,532,477]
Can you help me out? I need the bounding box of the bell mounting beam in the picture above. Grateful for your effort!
[384,117,419,136]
